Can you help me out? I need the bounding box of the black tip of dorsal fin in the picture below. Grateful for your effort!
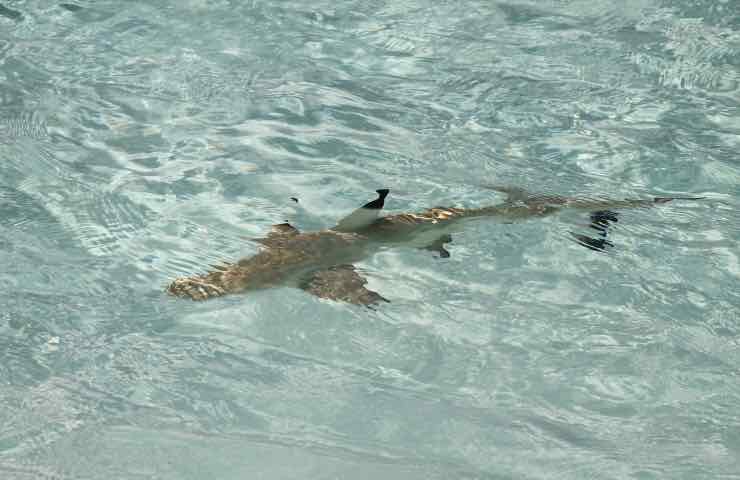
[363,188,390,210]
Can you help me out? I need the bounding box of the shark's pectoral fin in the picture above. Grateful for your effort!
[301,264,389,306]
[333,189,389,232]
[422,233,453,258]
[255,222,300,247]
[570,210,619,253]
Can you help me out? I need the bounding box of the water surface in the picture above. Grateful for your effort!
[1,1,738,478]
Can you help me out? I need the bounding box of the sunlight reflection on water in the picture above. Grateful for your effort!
[0,0,738,478]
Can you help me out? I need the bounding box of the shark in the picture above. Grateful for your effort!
[167,187,704,305]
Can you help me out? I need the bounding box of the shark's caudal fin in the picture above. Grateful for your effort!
[569,196,704,252]
[333,189,389,232]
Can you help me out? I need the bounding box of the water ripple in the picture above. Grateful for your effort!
[1,0,739,478]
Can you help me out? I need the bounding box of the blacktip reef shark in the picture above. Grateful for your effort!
[167,187,704,305]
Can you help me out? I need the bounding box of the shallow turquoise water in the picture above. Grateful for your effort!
[1,1,739,478]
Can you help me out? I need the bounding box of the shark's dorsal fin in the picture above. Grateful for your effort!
[333,189,389,232]
[255,222,300,246]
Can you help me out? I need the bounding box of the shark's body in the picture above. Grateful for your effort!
[167,187,703,304]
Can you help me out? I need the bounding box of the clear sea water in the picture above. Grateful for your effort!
[1,1,739,478]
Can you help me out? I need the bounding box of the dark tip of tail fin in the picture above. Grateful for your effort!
[363,189,390,210]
